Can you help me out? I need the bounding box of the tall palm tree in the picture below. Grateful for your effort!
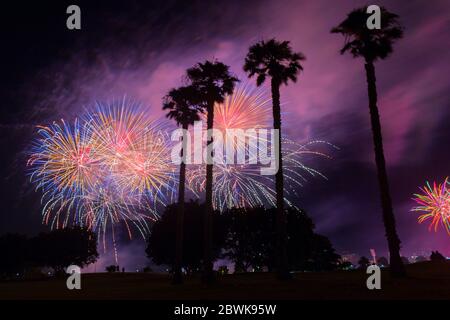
[163,85,201,284]
[331,7,406,277]
[186,60,239,284]
[243,39,305,279]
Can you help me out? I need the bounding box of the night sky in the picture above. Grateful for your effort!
[0,0,449,270]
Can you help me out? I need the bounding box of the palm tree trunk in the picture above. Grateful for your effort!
[364,61,406,278]
[271,78,290,280]
[173,123,188,284]
[203,101,214,284]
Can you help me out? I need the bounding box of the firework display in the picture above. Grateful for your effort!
[186,139,334,211]
[28,100,176,244]
[3,1,450,302]
[411,178,450,235]
[188,84,336,211]
[209,83,272,131]
[28,87,336,237]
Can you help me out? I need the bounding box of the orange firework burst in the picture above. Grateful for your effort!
[411,178,450,235]
[196,84,272,152]
[86,101,176,199]
[210,83,272,130]
[28,118,102,196]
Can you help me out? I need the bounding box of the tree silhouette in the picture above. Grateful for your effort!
[146,201,228,274]
[377,256,389,267]
[338,260,354,270]
[106,265,118,273]
[331,6,405,277]
[243,39,305,279]
[186,60,239,283]
[358,256,370,269]
[430,251,446,261]
[223,206,273,272]
[401,256,410,265]
[163,85,201,284]
[33,227,98,275]
[223,206,340,273]
[0,229,98,278]
[0,234,29,278]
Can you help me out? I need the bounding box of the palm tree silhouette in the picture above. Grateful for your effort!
[243,39,305,279]
[332,6,406,277]
[186,60,239,283]
[163,85,201,284]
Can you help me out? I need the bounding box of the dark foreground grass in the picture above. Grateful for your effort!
[0,261,448,300]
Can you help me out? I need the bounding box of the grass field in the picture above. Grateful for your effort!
[0,261,449,300]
